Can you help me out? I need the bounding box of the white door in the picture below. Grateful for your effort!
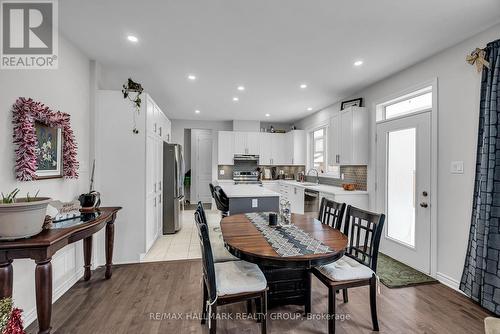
[192,129,213,203]
[376,112,431,273]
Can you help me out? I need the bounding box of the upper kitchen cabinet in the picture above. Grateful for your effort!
[233,132,260,155]
[259,133,273,165]
[271,133,290,165]
[289,130,306,165]
[328,106,368,165]
[218,131,235,165]
[146,95,171,142]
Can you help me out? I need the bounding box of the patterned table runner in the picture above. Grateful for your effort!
[245,212,332,257]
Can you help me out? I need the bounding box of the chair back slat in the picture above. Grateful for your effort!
[194,204,217,303]
[343,205,385,271]
[318,198,346,230]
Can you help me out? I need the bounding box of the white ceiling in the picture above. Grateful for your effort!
[60,0,500,122]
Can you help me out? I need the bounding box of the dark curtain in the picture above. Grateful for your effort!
[460,39,500,314]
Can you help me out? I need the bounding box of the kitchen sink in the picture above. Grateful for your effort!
[297,182,319,187]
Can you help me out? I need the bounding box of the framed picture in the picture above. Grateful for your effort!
[12,98,79,181]
[341,98,363,110]
[35,122,63,179]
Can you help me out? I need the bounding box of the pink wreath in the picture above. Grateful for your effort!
[12,97,79,181]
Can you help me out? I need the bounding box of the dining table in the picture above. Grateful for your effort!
[220,212,348,312]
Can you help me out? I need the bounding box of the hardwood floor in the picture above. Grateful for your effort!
[26,260,489,334]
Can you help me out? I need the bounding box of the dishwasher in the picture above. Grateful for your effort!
[304,189,320,213]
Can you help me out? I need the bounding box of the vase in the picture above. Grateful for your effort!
[0,198,52,240]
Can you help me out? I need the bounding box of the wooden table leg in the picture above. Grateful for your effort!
[35,259,52,334]
[0,260,13,298]
[105,222,114,279]
[83,236,92,281]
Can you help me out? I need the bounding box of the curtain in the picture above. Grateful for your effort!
[460,39,500,314]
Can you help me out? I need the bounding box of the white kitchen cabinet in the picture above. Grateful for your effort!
[271,134,290,165]
[233,132,247,154]
[217,131,235,165]
[328,106,368,165]
[290,130,306,165]
[319,192,369,210]
[259,133,273,165]
[246,132,261,155]
[233,132,261,155]
[97,90,169,261]
[289,185,305,214]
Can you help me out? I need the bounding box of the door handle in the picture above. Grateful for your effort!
[420,202,428,208]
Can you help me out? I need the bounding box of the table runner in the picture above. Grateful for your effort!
[245,212,332,257]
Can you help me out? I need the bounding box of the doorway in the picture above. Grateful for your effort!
[376,110,432,274]
[191,129,213,203]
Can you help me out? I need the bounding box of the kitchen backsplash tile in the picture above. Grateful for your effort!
[218,165,305,180]
[305,165,367,191]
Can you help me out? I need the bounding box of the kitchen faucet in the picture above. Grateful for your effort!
[306,168,320,184]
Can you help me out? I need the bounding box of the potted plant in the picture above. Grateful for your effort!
[0,189,51,240]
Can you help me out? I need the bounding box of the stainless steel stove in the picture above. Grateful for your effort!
[233,171,261,184]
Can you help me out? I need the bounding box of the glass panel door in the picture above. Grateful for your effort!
[387,128,416,247]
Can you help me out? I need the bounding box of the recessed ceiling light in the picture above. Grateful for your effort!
[187,74,197,80]
[307,107,313,111]
[195,109,200,114]
[127,35,138,42]
[237,86,245,91]
[265,113,270,117]
[233,97,239,102]
[300,84,308,89]
[354,60,364,66]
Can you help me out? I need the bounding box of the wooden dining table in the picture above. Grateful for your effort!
[220,212,348,312]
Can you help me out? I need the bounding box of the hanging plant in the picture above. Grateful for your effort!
[121,78,144,134]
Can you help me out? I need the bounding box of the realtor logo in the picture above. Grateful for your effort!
[1,0,58,69]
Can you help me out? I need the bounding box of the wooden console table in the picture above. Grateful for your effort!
[0,206,121,334]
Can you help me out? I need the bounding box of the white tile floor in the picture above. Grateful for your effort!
[142,209,222,262]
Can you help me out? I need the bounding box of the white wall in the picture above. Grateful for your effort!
[170,119,233,185]
[296,23,500,289]
[0,36,91,324]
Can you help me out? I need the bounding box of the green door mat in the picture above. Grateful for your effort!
[376,253,438,288]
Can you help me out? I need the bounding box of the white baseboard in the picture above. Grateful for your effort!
[436,272,463,293]
[23,268,85,327]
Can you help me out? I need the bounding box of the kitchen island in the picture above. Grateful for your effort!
[218,183,280,215]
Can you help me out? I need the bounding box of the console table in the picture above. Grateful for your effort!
[0,206,121,334]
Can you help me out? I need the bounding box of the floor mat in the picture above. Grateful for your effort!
[377,253,438,288]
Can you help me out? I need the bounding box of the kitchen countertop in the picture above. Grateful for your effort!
[279,180,368,195]
[219,184,281,198]
[217,179,368,196]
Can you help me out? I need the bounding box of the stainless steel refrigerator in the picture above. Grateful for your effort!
[163,143,184,234]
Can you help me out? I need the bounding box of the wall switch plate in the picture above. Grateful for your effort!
[219,169,224,175]
[451,161,464,174]
[252,199,258,208]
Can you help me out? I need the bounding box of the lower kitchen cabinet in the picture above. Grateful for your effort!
[319,192,369,211]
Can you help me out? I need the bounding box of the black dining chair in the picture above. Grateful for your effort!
[318,198,346,230]
[194,207,268,334]
[213,186,229,217]
[312,205,385,334]
[196,202,238,263]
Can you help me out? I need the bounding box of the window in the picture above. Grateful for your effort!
[377,86,432,122]
[311,127,326,173]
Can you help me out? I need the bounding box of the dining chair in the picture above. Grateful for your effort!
[318,198,346,230]
[194,209,268,334]
[196,202,238,263]
[312,205,385,334]
[212,186,229,217]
